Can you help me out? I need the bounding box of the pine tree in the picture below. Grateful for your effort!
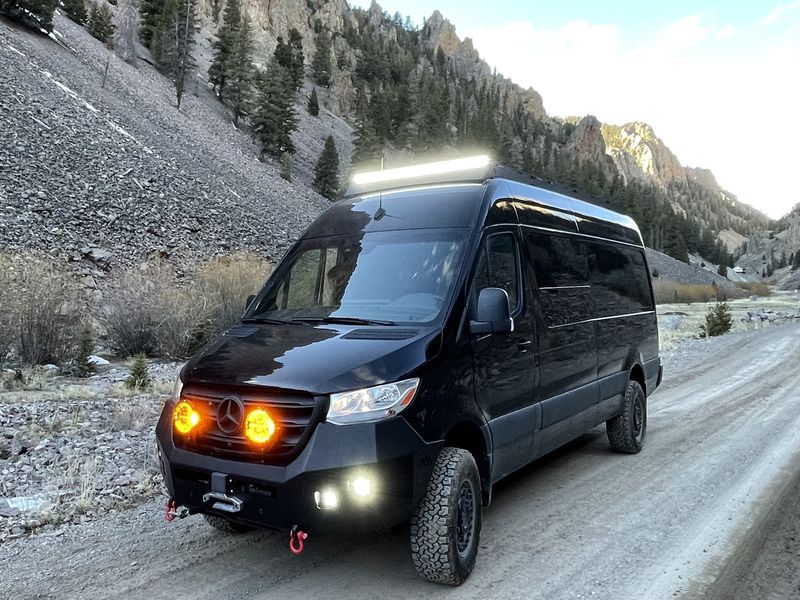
[62,0,87,24]
[288,28,304,90]
[152,0,195,108]
[700,302,733,337]
[311,29,332,87]
[307,87,319,116]
[793,251,800,271]
[208,0,240,95]
[74,325,96,378]
[116,0,139,64]
[351,118,382,168]
[1,0,58,31]
[88,2,116,44]
[252,60,298,157]
[314,136,340,200]
[717,263,727,277]
[280,152,292,181]
[273,35,292,70]
[222,12,254,127]
[126,353,151,390]
[138,0,164,48]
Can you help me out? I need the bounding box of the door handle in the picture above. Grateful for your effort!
[517,340,532,352]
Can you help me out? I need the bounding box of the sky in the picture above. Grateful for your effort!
[351,1,800,219]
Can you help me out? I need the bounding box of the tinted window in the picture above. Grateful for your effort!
[526,232,591,327]
[587,243,653,316]
[472,233,520,313]
[248,228,468,325]
[528,234,588,288]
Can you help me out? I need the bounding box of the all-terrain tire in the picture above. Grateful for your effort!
[203,513,253,534]
[607,380,647,453]
[410,447,482,586]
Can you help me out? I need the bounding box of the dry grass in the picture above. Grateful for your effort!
[737,281,771,297]
[0,254,84,366]
[110,403,153,431]
[102,262,211,358]
[197,252,273,334]
[0,366,57,391]
[653,279,745,304]
[102,254,271,359]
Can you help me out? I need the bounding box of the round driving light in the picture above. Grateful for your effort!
[351,477,372,497]
[321,488,339,509]
[245,408,276,444]
[173,400,199,434]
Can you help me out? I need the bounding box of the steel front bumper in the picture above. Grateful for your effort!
[156,407,441,532]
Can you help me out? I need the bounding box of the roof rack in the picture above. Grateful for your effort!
[344,156,616,209]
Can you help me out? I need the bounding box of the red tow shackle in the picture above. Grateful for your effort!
[289,526,308,555]
[165,499,179,522]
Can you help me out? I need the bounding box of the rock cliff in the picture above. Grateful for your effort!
[600,122,686,186]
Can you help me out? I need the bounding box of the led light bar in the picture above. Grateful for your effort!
[351,155,491,186]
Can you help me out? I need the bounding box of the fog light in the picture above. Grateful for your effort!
[173,400,199,434]
[351,476,372,497]
[314,488,339,510]
[245,408,276,444]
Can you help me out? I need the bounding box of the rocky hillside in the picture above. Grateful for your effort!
[736,204,800,289]
[0,13,353,285]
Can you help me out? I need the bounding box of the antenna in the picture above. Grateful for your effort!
[374,155,386,220]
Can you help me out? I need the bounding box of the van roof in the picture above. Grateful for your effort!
[338,161,642,246]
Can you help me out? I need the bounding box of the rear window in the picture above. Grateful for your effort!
[586,243,653,317]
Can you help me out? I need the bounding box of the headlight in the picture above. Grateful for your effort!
[170,376,184,405]
[327,378,420,425]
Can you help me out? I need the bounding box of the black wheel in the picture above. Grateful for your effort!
[203,513,253,534]
[607,380,647,453]
[410,447,482,586]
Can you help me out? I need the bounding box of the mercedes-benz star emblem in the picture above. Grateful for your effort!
[217,397,244,434]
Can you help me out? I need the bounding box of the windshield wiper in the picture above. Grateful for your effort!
[292,316,397,326]
[241,317,296,325]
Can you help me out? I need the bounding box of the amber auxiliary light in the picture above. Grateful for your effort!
[173,400,200,434]
[245,407,277,444]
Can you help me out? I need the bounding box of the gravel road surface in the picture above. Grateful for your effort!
[2,322,799,600]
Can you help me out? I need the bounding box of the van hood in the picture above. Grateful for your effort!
[182,322,441,396]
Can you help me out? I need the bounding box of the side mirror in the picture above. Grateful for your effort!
[245,294,256,312]
[470,287,513,335]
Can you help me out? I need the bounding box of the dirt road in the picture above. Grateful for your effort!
[2,322,799,600]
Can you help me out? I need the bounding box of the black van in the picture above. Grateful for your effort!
[156,158,661,585]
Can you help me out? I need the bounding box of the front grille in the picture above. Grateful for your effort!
[174,384,322,464]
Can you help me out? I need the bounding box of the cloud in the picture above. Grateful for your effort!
[656,14,712,52]
[715,25,736,40]
[463,14,800,218]
[763,0,800,25]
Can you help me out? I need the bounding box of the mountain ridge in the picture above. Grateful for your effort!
[190,0,774,249]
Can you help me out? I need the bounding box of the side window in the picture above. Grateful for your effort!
[472,233,521,314]
[528,234,588,288]
[276,248,322,309]
[587,243,653,316]
[526,233,591,327]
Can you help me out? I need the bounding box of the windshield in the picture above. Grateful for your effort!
[246,228,469,325]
